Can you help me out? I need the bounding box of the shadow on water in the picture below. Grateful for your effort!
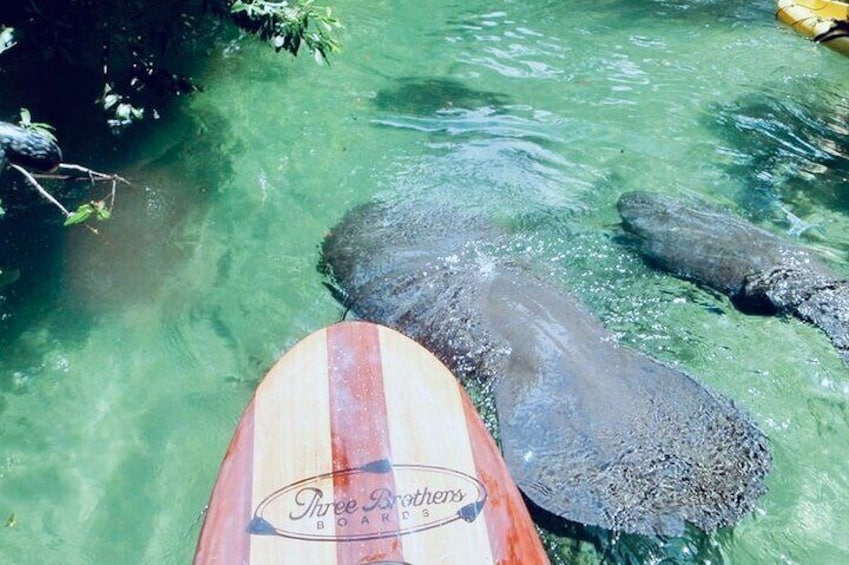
[369,76,590,216]
[372,77,512,115]
[63,108,238,313]
[0,179,68,341]
[706,84,849,220]
[0,106,238,398]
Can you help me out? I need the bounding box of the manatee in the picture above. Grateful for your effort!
[319,200,770,537]
[617,190,849,363]
[373,77,511,115]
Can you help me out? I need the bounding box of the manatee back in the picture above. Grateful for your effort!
[320,201,509,380]
[483,269,770,536]
[617,191,824,301]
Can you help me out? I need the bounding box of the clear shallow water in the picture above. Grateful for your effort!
[2,0,849,562]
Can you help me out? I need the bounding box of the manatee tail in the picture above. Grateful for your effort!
[481,269,770,537]
[743,269,849,364]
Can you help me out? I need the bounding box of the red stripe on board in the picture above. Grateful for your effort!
[326,323,405,565]
[194,398,256,564]
[459,387,548,565]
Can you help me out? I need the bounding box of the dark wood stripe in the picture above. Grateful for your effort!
[194,397,256,564]
[459,386,549,564]
[327,323,405,565]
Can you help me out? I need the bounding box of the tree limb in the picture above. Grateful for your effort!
[10,163,71,217]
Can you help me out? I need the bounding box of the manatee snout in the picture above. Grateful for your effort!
[616,190,655,224]
[616,190,678,242]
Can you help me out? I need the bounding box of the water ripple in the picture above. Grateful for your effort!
[373,106,567,140]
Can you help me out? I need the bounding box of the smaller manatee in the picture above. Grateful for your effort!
[618,190,849,363]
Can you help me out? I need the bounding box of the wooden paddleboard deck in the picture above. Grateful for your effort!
[195,321,549,564]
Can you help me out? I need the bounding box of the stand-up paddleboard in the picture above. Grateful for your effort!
[194,321,549,564]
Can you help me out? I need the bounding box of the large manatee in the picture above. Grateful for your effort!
[319,200,770,537]
[618,190,849,363]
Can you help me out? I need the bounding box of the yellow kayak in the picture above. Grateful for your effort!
[777,0,849,55]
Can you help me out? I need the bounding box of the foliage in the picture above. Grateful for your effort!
[64,200,112,226]
[0,1,341,130]
[0,26,14,55]
[98,84,147,130]
[230,0,341,63]
[0,0,340,230]
[18,107,57,143]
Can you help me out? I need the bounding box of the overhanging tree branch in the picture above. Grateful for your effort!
[7,161,129,231]
[9,163,70,217]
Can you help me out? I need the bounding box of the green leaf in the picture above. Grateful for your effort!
[115,103,133,121]
[102,93,120,110]
[95,204,111,221]
[230,0,341,62]
[0,27,15,56]
[64,204,94,226]
[18,108,57,143]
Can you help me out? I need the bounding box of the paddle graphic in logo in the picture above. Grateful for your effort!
[248,459,487,541]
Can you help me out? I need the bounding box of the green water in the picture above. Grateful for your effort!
[3,0,849,562]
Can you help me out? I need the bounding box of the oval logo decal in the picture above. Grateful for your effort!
[248,459,487,541]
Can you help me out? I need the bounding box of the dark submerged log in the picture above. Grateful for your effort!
[0,121,63,173]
